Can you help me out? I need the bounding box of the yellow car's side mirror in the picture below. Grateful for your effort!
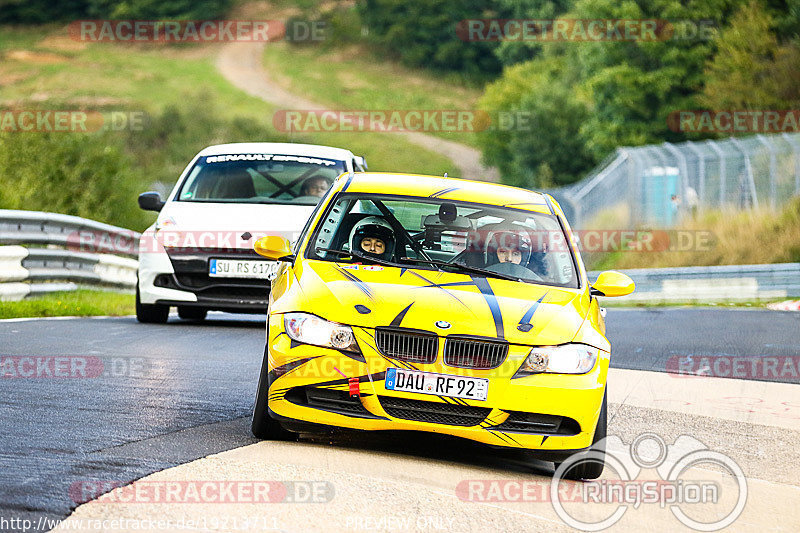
[254,236,293,261]
[590,271,635,297]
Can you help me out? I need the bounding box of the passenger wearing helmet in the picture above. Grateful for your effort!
[484,229,540,279]
[349,216,396,262]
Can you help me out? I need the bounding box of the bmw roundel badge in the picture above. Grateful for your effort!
[435,320,451,329]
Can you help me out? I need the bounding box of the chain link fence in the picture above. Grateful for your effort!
[555,132,800,228]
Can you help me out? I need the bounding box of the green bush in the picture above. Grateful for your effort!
[0,129,149,230]
[356,0,505,80]
[0,94,285,231]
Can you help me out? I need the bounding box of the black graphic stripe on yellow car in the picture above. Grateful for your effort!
[404,274,504,338]
[390,303,414,326]
[340,350,367,363]
[333,265,375,300]
[486,429,522,446]
[429,187,460,198]
[341,171,354,192]
[502,201,548,209]
[271,331,289,344]
[517,292,548,333]
[406,271,471,308]
[470,276,504,339]
[270,356,322,378]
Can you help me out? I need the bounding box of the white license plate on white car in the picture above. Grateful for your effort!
[209,259,278,279]
[385,368,488,401]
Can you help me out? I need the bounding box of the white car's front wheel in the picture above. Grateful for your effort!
[135,282,169,324]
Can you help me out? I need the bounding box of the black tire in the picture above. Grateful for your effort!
[555,389,607,480]
[135,283,169,324]
[178,306,207,320]
[252,345,297,441]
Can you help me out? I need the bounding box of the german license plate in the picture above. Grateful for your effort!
[385,368,488,401]
[209,259,278,279]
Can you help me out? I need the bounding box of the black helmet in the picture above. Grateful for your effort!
[349,216,395,261]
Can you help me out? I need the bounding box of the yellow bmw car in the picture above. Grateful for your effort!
[251,172,633,479]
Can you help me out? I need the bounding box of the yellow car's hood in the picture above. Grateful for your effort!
[289,260,588,346]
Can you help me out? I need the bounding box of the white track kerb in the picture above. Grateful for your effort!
[51,368,800,533]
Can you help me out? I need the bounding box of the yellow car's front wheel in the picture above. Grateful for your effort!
[554,389,607,480]
[252,345,298,441]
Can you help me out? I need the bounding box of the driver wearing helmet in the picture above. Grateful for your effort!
[348,216,396,262]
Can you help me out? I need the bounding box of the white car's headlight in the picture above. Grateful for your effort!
[283,312,359,352]
[516,344,600,376]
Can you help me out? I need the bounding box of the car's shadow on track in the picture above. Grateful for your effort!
[291,428,555,477]
[167,313,266,329]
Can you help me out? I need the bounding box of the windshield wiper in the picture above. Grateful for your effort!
[399,257,521,282]
[315,247,400,268]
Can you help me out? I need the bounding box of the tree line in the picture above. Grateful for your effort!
[358,0,800,188]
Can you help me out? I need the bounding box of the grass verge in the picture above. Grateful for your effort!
[0,290,134,319]
[587,197,800,270]
[262,42,485,148]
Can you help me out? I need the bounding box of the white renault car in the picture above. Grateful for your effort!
[135,142,366,323]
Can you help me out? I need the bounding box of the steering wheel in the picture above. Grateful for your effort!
[485,261,544,281]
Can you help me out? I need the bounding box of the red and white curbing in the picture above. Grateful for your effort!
[766,300,800,311]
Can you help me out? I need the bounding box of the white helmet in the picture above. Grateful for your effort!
[349,216,396,261]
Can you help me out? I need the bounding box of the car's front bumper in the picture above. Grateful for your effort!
[263,315,608,452]
[138,243,270,312]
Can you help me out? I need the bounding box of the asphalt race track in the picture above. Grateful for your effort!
[1,307,799,528]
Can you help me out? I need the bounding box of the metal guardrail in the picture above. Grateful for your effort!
[591,263,800,304]
[0,210,140,301]
[2,210,797,305]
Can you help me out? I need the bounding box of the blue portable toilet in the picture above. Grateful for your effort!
[642,166,680,226]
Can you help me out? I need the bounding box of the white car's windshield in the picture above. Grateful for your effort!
[308,194,579,289]
[176,154,346,205]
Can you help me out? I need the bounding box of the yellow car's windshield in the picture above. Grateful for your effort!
[307,194,579,289]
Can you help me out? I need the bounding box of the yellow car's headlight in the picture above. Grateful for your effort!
[516,344,599,376]
[284,312,359,352]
